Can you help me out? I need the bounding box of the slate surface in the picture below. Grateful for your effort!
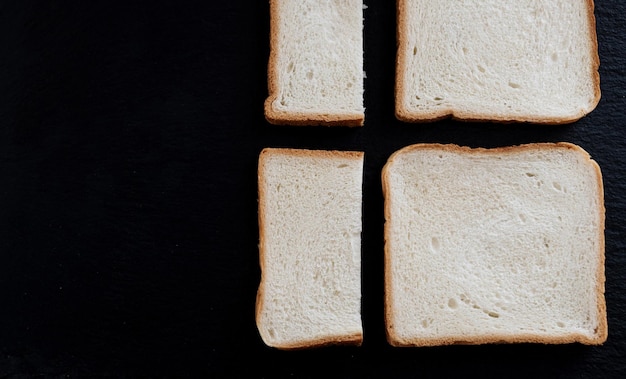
[0,1,624,377]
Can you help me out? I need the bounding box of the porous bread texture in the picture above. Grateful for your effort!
[396,0,600,124]
[256,148,364,349]
[383,143,607,346]
[265,0,365,126]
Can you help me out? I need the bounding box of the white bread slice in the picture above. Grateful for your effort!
[382,143,607,346]
[265,0,365,126]
[396,0,600,124]
[256,148,364,349]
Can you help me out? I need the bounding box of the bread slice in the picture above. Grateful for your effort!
[396,0,600,124]
[382,143,607,346]
[265,0,365,126]
[256,148,364,349]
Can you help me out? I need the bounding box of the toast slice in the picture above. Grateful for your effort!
[382,143,607,346]
[265,0,365,126]
[396,0,600,123]
[256,148,364,349]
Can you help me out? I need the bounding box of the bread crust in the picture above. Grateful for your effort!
[265,0,365,127]
[382,143,607,346]
[256,148,364,349]
[395,0,601,124]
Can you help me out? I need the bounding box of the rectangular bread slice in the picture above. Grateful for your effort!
[382,143,607,346]
[396,0,600,124]
[265,0,365,126]
[256,148,364,349]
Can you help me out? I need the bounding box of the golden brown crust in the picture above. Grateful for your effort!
[255,150,270,342]
[395,0,601,125]
[256,147,364,349]
[592,140,608,344]
[259,147,364,164]
[265,333,363,351]
[264,0,281,124]
[264,109,365,127]
[394,0,410,123]
[382,142,607,346]
[587,0,602,113]
[265,0,364,127]
[388,331,603,348]
[381,148,394,346]
[384,142,593,159]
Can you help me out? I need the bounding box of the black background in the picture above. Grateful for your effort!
[0,1,624,377]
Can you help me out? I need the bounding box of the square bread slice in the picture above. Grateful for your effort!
[256,148,364,349]
[265,0,365,126]
[382,143,607,346]
[396,0,600,123]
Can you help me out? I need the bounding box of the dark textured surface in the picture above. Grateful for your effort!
[0,0,624,377]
